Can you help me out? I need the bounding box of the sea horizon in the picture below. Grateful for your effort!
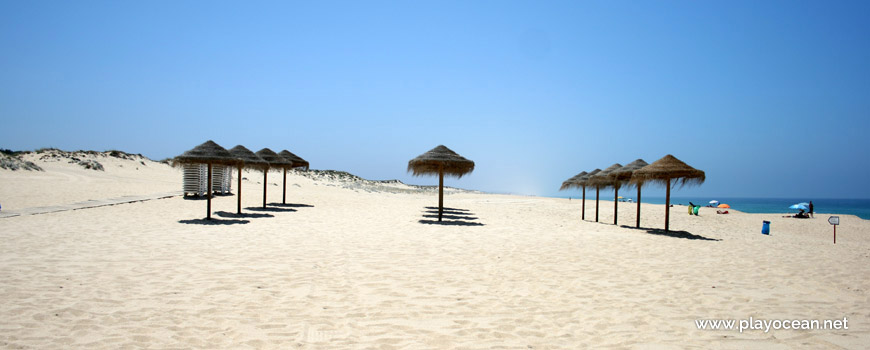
[550,195,870,220]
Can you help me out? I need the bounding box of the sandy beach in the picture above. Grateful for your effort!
[1,151,869,349]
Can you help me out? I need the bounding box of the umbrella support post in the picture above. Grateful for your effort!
[282,168,287,205]
[438,171,444,222]
[581,186,586,221]
[636,186,642,228]
[207,163,213,220]
[237,166,243,214]
[614,187,618,225]
[665,178,671,231]
[263,170,267,208]
[595,187,600,222]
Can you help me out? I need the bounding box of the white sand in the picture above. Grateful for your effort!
[1,153,869,349]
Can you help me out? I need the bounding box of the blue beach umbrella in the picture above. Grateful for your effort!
[789,203,809,211]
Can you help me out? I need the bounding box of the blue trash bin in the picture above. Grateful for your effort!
[761,220,770,235]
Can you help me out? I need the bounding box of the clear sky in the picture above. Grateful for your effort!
[2,1,869,199]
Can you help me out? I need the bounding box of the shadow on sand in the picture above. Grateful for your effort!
[268,203,315,208]
[619,225,720,241]
[215,211,274,219]
[425,206,470,212]
[178,218,250,225]
[419,219,485,226]
[425,209,471,216]
[419,207,483,226]
[421,214,479,220]
[244,206,298,213]
[182,193,235,200]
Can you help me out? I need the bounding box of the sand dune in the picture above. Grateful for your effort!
[1,152,868,349]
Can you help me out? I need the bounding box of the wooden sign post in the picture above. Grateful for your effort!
[828,216,839,244]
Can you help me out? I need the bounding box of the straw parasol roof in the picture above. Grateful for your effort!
[562,168,600,190]
[254,148,293,208]
[173,140,240,220]
[255,148,294,168]
[227,145,268,214]
[560,171,587,191]
[408,145,475,178]
[631,155,705,231]
[172,140,240,167]
[588,163,624,225]
[610,159,648,228]
[228,145,269,170]
[408,145,474,222]
[277,149,308,205]
[586,163,623,188]
[610,159,648,184]
[631,155,705,187]
[278,150,310,170]
[560,169,599,221]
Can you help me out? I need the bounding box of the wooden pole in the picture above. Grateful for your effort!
[263,169,267,208]
[834,225,837,244]
[207,163,213,220]
[614,186,619,225]
[438,170,444,222]
[595,186,600,222]
[636,185,642,228]
[237,165,242,214]
[581,185,586,221]
[665,178,671,231]
[282,168,287,204]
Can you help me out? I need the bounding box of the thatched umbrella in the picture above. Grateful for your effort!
[631,155,705,231]
[228,145,269,214]
[560,172,587,204]
[587,164,623,225]
[560,172,587,192]
[610,159,648,228]
[560,169,599,220]
[408,145,474,221]
[173,140,240,219]
[579,169,601,220]
[278,150,310,205]
[255,148,294,208]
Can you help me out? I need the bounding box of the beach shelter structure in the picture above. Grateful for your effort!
[255,148,294,208]
[576,169,601,221]
[610,159,649,228]
[278,150,310,205]
[560,171,588,219]
[631,155,705,231]
[587,164,623,225]
[560,172,587,192]
[408,145,475,221]
[228,145,269,214]
[173,140,241,220]
[789,203,809,211]
[561,169,601,221]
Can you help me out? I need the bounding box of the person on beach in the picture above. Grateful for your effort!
[809,201,814,218]
[784,209,810,219]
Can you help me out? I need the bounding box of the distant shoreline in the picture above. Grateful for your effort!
[4,147,867,220]
[551,195,870,220]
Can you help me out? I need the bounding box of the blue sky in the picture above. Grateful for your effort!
[2,1,869,199]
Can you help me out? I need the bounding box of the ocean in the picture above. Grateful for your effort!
[554,194,870,220]
[630,196,870,220]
